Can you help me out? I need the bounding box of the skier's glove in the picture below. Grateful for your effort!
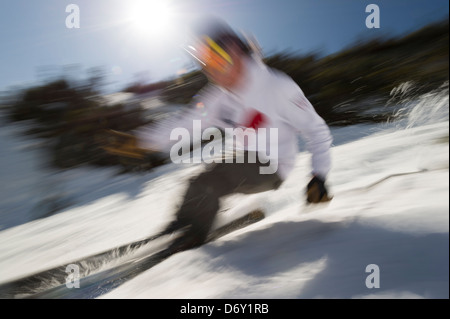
[306,176,333,203]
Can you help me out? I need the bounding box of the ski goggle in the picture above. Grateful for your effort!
[185,36,234,73]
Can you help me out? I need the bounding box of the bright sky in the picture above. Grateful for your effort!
[0,0,448,93]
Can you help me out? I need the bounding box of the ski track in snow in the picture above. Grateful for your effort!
[0,88,448,299]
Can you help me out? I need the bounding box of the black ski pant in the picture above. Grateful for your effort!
[165,151,283,245]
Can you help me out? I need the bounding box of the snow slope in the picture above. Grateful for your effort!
[0,85,448,299]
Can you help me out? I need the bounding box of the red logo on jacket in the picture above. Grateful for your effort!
[244,109,266,129]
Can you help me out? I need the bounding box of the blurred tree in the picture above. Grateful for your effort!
[6,76,153,170]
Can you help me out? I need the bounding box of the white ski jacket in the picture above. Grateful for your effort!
[137,57,333,181]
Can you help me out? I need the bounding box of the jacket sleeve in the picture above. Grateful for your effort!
[134,84,226,153]
[277,77,333,179]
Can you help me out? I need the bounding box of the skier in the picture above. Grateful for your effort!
[135,17,333,251]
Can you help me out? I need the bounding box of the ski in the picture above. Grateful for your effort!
[0,209,264,299]
[0,228,171,299]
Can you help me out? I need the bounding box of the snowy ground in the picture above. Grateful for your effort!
[0,86,448,299]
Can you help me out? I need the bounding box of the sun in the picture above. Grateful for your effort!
[129,0,174,36]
